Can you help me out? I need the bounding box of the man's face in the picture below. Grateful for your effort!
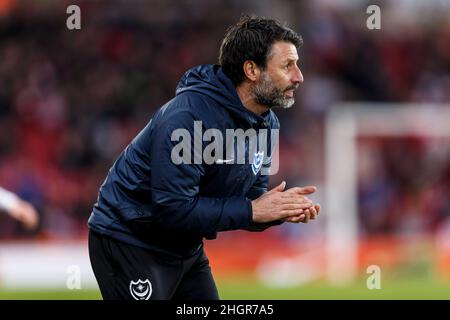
[252,41,304,109]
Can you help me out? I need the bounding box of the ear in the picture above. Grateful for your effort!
[242,60,260,82]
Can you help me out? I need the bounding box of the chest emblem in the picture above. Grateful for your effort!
[252,151,264,175]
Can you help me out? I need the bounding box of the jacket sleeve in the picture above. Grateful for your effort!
[149,110,253,234]
[243,171,284,232]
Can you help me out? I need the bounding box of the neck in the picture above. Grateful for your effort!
[236,82,269,116]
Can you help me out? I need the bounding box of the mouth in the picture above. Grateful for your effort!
[284,89,295,98]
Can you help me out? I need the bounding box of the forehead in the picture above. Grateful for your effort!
[267,41,299,63]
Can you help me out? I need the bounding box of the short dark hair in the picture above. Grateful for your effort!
[219,15,303,86]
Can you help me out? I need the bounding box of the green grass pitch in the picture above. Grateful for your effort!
[1,277,450,300]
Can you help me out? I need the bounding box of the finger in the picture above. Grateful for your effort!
[280,209,306,218]
[315,204,321,215]
[288,214,306,223]
[281,203,312,210]
[267,181,286,194]
[285,186,317,195]
[301,209,311,223]
[280,195,313,205]
[280,194,311,202]
[308,206,317,220]
[283,213,305,223]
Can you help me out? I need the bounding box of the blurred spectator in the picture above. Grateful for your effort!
[0,186,39,231]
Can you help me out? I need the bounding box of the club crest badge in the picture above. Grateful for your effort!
[252,151,264,175]
[129,279,152,300]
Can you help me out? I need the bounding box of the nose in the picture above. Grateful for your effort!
[292,65,304,84]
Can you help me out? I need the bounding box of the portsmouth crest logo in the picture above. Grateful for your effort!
[252,151,264,175]
[129,279,152,300]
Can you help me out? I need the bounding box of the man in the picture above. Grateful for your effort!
[0,186,39,230]
[88,16,321,300]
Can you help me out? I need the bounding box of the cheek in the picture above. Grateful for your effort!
[278,76,292,90]
[270,71,289,87]
[264,69,290,89]
[277,70,292,86]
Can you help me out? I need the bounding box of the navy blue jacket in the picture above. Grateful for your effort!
[88,64,281,258]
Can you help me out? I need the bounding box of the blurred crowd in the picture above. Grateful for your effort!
[0,0,449,239]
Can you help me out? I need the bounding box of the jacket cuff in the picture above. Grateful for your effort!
[219,197,253,230]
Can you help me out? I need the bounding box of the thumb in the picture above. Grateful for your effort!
[268,181,286,194]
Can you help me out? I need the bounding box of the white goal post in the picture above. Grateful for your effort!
[325,103,450,284]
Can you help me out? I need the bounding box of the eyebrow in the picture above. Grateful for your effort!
[283,57,299,64]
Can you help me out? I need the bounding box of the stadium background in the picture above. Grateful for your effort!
[1,0,450,299]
